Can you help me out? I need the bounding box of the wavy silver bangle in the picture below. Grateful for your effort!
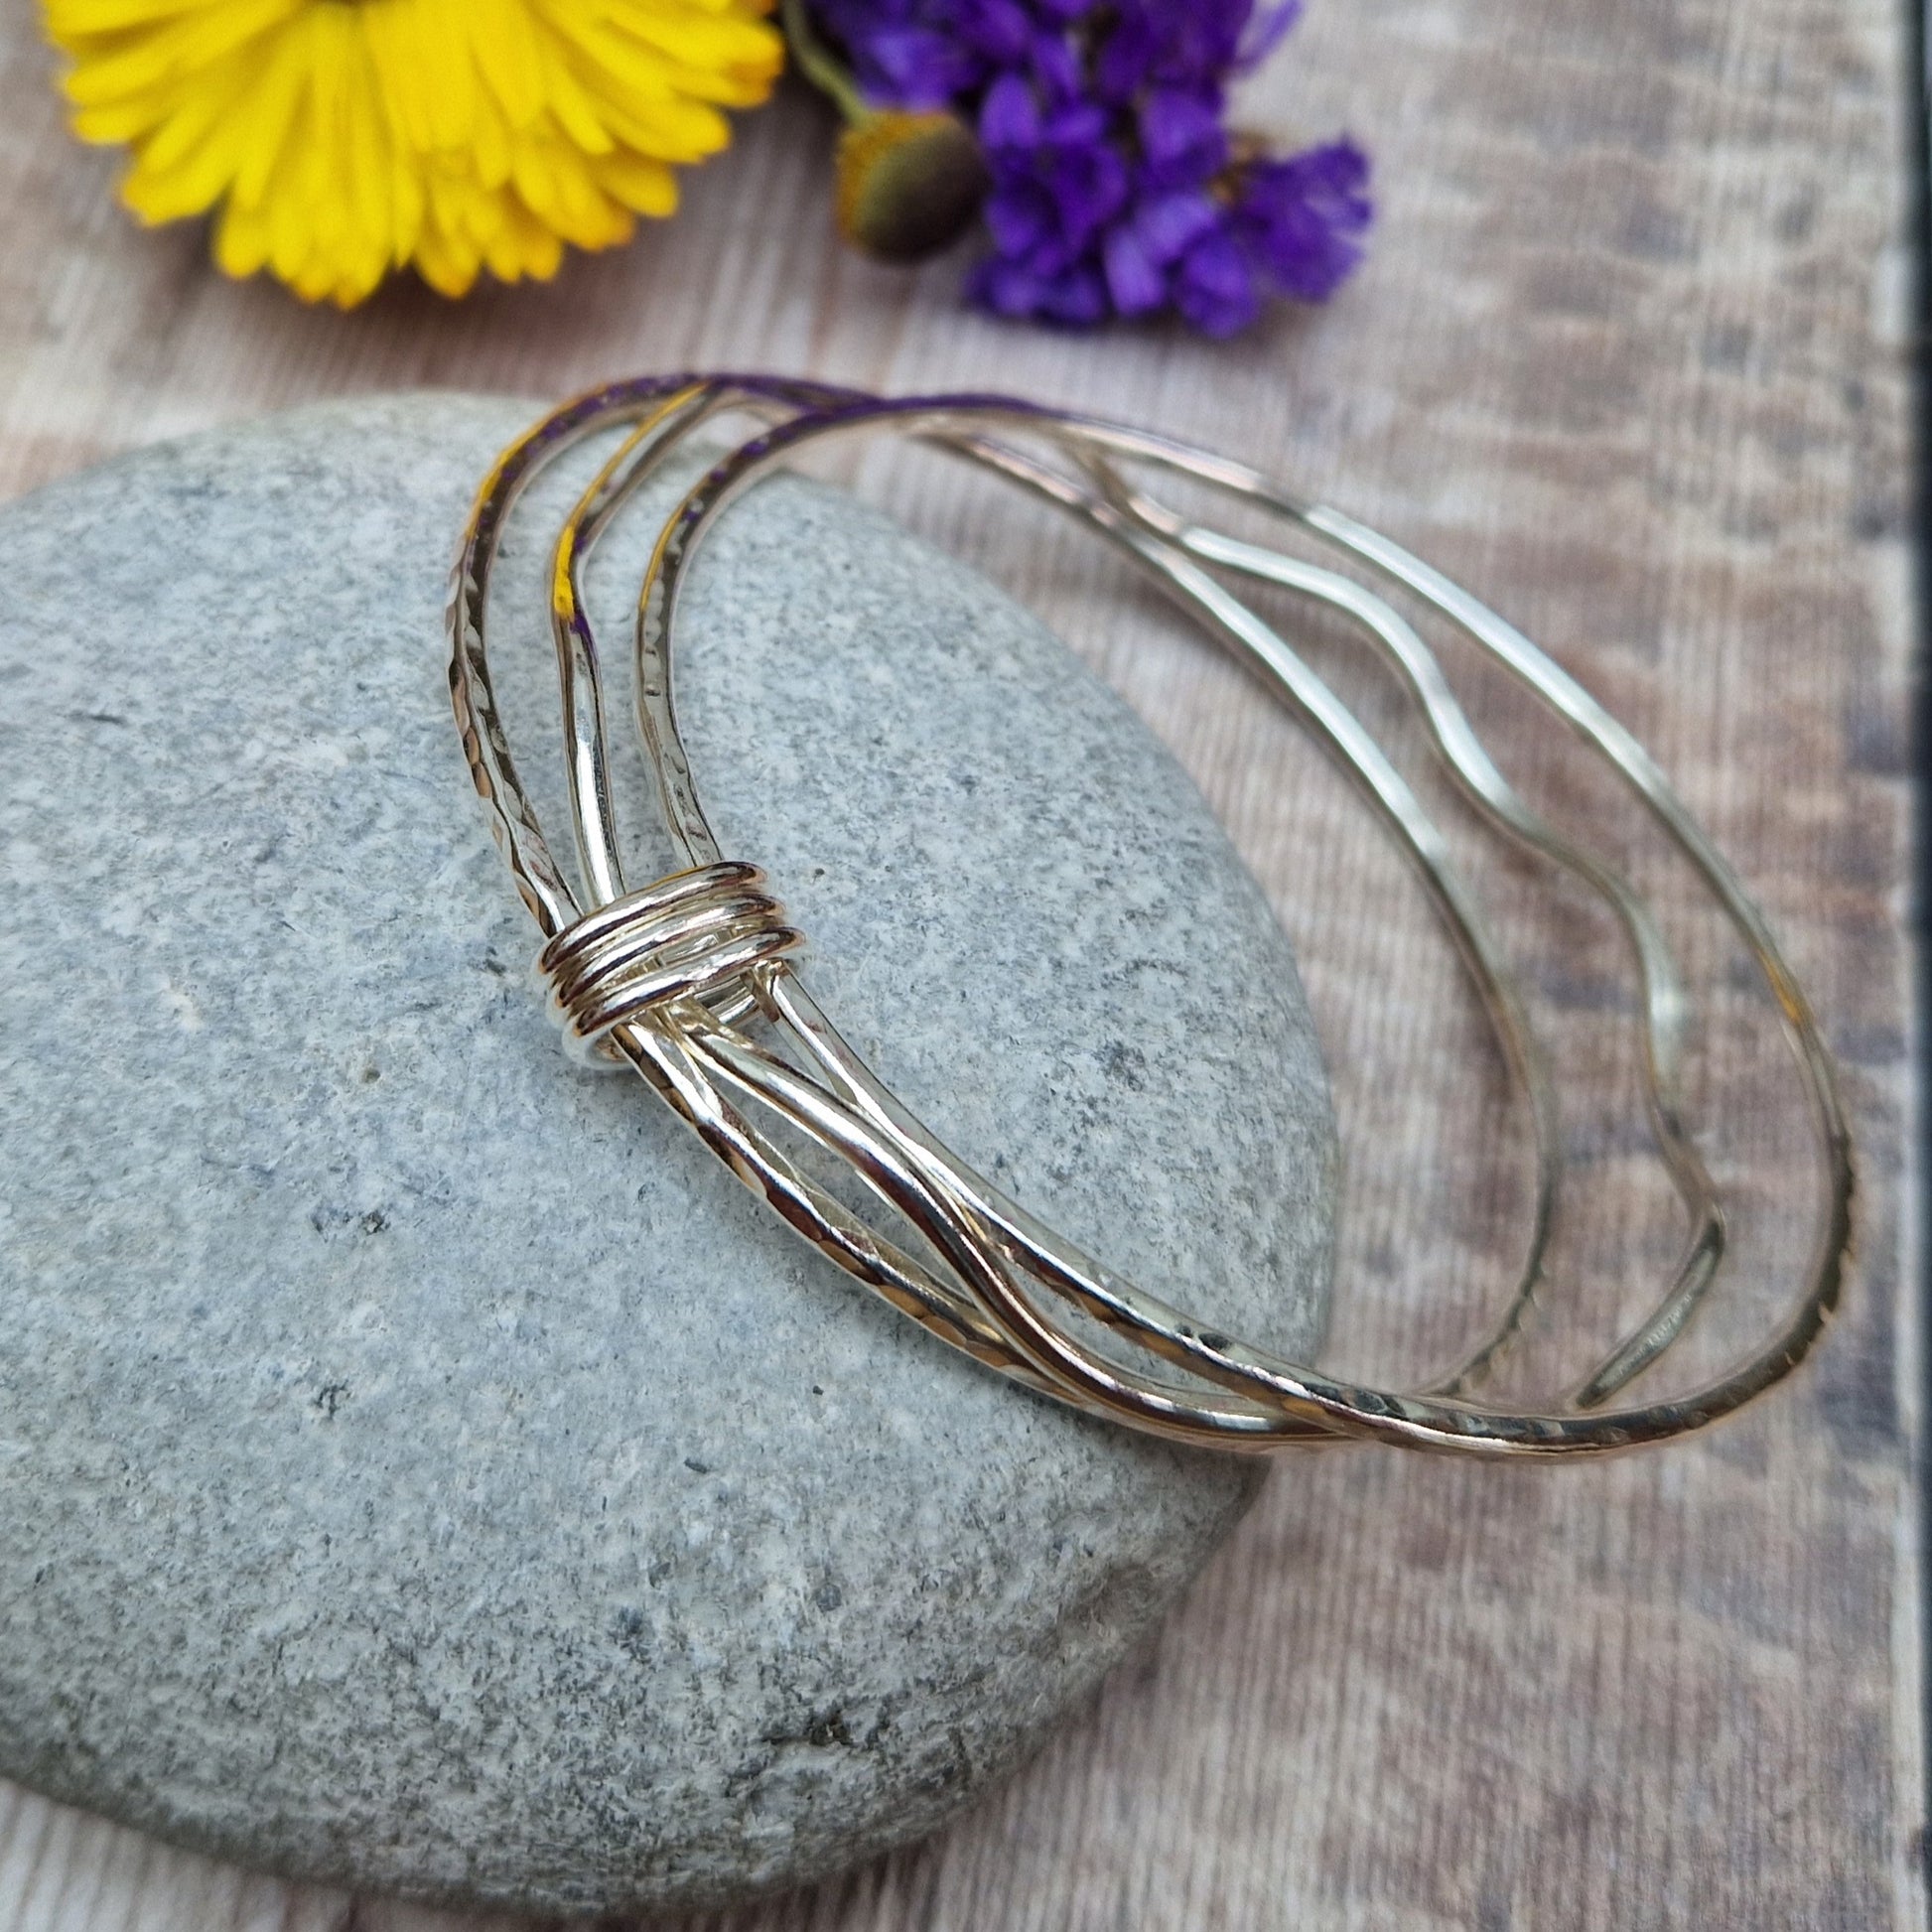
[449,375,1851,1458]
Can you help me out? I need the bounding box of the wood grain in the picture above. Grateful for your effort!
[0,0,1918,1920]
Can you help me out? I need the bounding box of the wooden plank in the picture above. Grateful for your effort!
[0,0,1918,1918]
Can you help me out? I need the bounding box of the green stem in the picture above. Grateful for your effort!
[781,0,870,125]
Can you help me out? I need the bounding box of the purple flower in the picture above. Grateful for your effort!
[1092,0,1255,101]
[1103,188,1219,314]
[1235,0,1304,70]
[858,28,983,105]
[1138,89,1228,187]
[808,0,1371,334]
[1233,138,1372,302]
[1173,225,1261,336]
[1163,135,1372,337]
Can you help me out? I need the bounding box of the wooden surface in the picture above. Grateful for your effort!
[0,0,1919,1921]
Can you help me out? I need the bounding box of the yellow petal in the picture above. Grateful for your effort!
[54,0,778,302]
[213,194,271,276]
[592,149,678,218]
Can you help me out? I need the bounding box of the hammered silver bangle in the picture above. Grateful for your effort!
[449,375,1851,1458]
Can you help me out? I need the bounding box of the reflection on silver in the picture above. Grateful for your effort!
[449,376,1850,1458]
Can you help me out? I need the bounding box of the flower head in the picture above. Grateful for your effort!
[808,0,1369,334]
[835,108,989,259]
[45,0,785,306]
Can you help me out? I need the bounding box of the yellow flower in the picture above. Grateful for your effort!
[44,0,784,306]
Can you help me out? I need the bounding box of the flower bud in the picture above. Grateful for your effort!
[835,111,989,263]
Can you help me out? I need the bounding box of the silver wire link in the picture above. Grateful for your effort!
[449,374,1851,1459]
[538,861,802,1060]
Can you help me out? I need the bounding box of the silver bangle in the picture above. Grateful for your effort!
[449,376,1851,1457]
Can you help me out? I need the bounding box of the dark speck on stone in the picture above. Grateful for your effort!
[683,1456,711,1475]
[613,1607,651,1665]
[802,1710,856,1749]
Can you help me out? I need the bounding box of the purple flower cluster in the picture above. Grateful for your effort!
[810,0,1370,334]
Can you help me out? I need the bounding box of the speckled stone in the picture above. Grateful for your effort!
[0,396,1335,1916]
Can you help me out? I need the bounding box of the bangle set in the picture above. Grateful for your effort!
[449,374,1851,1458]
